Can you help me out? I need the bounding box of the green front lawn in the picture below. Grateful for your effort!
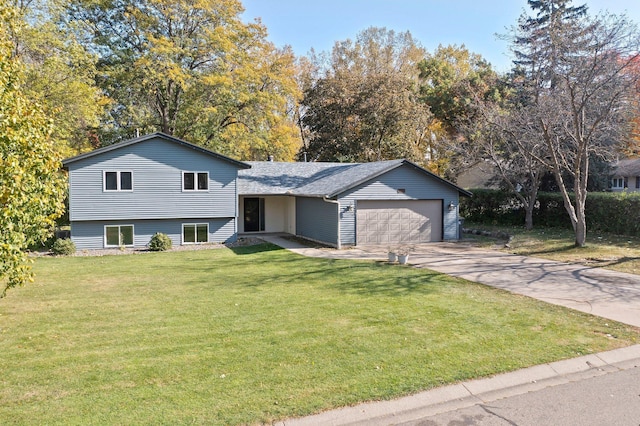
[1,244,637,424]
[463,222,640,275]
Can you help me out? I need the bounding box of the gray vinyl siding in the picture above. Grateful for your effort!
[295,197,339,246]
[337,164,460,245]
[71,218,236,249]
[67,137,239,222]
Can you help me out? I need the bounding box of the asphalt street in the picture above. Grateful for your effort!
[401,366,640,426]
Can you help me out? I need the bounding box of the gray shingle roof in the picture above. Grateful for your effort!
[613,158,640,177]
[239,159,471,198]
[238,161,356,195]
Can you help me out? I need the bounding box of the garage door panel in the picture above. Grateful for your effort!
[356,200,442,245]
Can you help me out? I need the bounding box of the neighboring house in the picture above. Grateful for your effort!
[62,133,250,249]
[455,160,500,190]
[610,158,640,192]
[63,133,471,249]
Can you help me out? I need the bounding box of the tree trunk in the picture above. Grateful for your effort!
[573,150,589,247]
[575,210,587,247]
[523,185,540,231]
[524,201,534,231]
[573,182,588,247]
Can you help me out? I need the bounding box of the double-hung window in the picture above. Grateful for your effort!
[104,225,134,247]
[104,171,133,191]
[183,171,209,191]
[183,223,208,244]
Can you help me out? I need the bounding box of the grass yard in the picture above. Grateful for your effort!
[464,223,640,275]
[1,244,638,425]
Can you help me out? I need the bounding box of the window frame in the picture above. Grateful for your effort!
[182,223,209,244]
[611,177,625,189]
[182,171,209,192]
[104,224,135,248]
[103,170,133,192]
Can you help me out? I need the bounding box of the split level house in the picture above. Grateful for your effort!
[62,132,471,250]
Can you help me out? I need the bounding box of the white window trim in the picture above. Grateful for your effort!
[182,171,209,192]
[103,170,134,192]
[611,177,625,189]
[104,224,135,248]
[182,223,209,245]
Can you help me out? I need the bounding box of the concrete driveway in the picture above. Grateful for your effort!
[403,243,640,328]
[259,235,640,328]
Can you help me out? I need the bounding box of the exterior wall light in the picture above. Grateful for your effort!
[448,201,456,211]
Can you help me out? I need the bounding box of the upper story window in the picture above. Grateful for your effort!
[183,171,209,191]
[104,171,133,191]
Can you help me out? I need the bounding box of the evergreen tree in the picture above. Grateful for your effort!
[513,0,588,90]
[506,0,640,246]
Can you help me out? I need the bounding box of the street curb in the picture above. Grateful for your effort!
[277,345,640,426]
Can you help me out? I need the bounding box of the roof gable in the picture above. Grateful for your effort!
[62,132,250,169]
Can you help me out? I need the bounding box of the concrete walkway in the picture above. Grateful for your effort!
[258,235,640,425]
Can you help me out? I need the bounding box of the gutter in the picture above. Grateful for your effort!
[322,196,341,249]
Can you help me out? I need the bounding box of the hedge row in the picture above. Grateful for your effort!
[460,189,640,236]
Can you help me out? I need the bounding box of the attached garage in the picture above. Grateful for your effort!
[356,200,443,245]
[239,158,471,248]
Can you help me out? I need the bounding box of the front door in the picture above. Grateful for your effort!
[243,197,264,232]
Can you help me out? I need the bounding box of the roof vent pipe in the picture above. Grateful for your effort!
[268,155,274,162]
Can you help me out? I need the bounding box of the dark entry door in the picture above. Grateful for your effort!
[244,198,264,232]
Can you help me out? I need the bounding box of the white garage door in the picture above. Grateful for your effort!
[356,200,442,245]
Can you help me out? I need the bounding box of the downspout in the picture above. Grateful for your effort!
[322,196,341,249]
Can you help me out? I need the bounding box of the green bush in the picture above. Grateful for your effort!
[148,233,172,251]
[461,189,640,236]
[51,238,76,256]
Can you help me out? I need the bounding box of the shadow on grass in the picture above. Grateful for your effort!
[326,264,442,297]
[184,243,442,297]
[520,243,578,256]
[227,243,283,255]
[583,256,640,270]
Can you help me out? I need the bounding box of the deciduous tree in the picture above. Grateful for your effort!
[507,0,640,246]
[418,45,501,178]
[70,0,300,160]
[300,27,431,163]
[0,4,67,296]
[470,78,549,230]
[9,0,107,156]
